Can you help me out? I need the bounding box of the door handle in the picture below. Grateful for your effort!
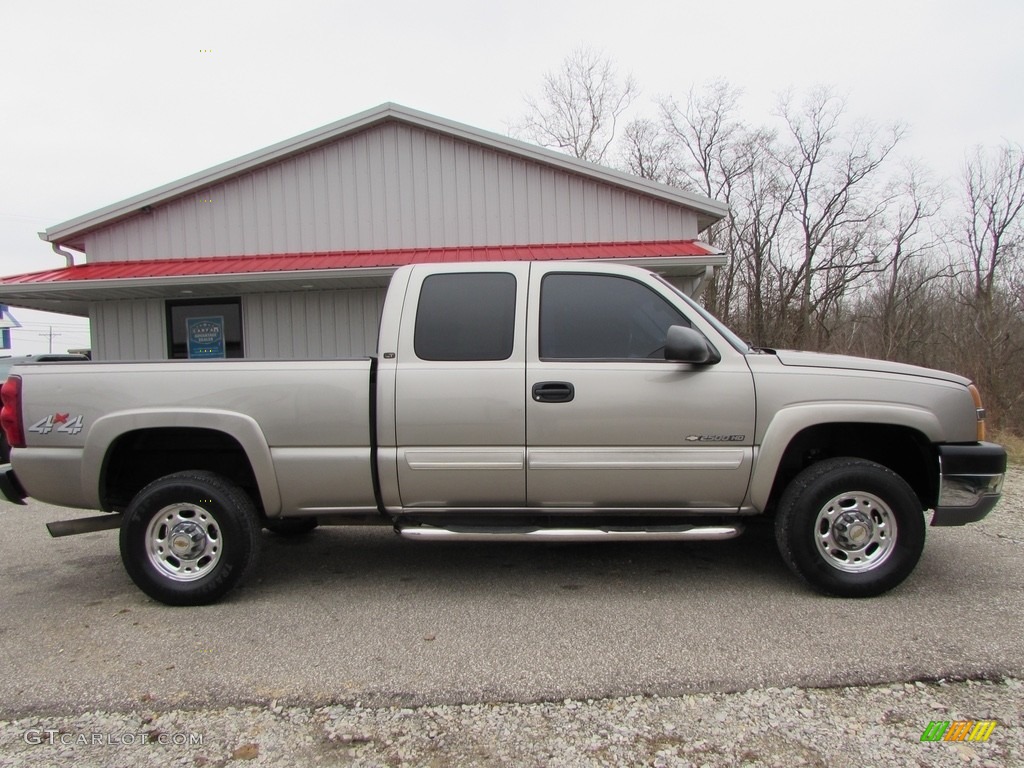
[532,381,575,403]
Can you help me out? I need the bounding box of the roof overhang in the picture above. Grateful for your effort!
[0,240,727,316]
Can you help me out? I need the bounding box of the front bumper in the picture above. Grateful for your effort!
[932,442,1006,525]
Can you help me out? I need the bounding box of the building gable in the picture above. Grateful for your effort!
[81,119,705,263]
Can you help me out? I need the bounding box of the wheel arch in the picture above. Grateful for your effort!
[751,406,940,514]
[85,409,281,515]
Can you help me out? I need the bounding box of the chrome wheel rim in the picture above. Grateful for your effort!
[815,491,897,573]
[145,503,222,582]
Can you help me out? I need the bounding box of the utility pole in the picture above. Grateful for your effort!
[39,326,61,353]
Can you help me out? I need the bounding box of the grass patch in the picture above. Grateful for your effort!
[991,429,1024,467]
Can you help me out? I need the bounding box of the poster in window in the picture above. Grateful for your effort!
[187,316,226,359]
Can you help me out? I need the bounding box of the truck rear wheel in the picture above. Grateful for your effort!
[774,458,926,597]
[119,471,260,606]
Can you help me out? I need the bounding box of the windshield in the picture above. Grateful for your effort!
[654,276,752,354]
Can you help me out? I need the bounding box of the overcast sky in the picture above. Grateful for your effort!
[1,0,1022,354]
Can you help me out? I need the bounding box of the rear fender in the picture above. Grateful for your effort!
[83,409,281,513]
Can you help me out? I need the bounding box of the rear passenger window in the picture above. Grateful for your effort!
[540,273,688,360]
[414,273,516,361]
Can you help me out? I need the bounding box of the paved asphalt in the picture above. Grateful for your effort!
[0,480,1021,718]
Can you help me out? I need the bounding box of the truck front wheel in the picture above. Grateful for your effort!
[119,471,260,606]
[774,458,926,598]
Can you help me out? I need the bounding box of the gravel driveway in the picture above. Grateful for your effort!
[1,468,1021,767]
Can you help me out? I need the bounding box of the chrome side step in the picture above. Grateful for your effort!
[397,523,744,543]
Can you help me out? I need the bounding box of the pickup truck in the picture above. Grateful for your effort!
[0,261,1007,605]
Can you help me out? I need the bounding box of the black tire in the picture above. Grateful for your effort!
[263,517,319,536]
[775,457,926,598]
[119,471,260,606]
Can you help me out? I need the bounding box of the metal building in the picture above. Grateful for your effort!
[0,103,728,361]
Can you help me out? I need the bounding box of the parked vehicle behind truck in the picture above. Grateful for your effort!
[0,261,1006,605]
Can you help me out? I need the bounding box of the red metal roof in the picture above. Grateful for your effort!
[0,240,718,285]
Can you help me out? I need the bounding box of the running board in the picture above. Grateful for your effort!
[397,523,744,543]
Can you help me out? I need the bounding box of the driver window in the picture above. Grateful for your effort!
[539,273,689,360]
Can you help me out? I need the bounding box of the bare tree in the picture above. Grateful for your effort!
[773,87,904,348]
[831,164,945,364]
[660,79,746,201]
[619,117,678,185]
[514,47,639,164]
[732,129,798,343]
[656,81,763,326]
[960,143,1024,306]
[870,165,944,361]
[948,143,1024,428]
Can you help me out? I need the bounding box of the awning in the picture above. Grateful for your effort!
[0,240,726,316]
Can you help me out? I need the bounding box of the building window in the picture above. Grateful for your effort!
[166,298,244,359]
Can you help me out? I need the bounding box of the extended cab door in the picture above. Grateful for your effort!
[390,263,529,509]
[525,264,756,511]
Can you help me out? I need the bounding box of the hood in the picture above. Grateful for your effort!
[773,350,970,385]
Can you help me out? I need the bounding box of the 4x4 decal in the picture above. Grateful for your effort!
[28,413,84,436]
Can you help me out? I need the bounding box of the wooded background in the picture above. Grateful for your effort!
[515,49,1024,434]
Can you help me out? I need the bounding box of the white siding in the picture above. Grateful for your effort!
[243,288,385,359]
[90,300,166,361]
[84,123,699,262]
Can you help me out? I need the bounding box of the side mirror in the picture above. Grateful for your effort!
[665,325,720,365]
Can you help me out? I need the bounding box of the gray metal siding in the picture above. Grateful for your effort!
[89,289,383,361]
[89,300,166,361]
[83,123,699,262]
[243,288,385,359]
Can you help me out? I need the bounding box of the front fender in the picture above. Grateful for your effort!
[82,408,281,514]
[748,403,942,511]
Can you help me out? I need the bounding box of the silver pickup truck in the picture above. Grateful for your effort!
[0,261,1007,605]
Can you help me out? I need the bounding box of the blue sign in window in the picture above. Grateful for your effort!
[187,316,226,359]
